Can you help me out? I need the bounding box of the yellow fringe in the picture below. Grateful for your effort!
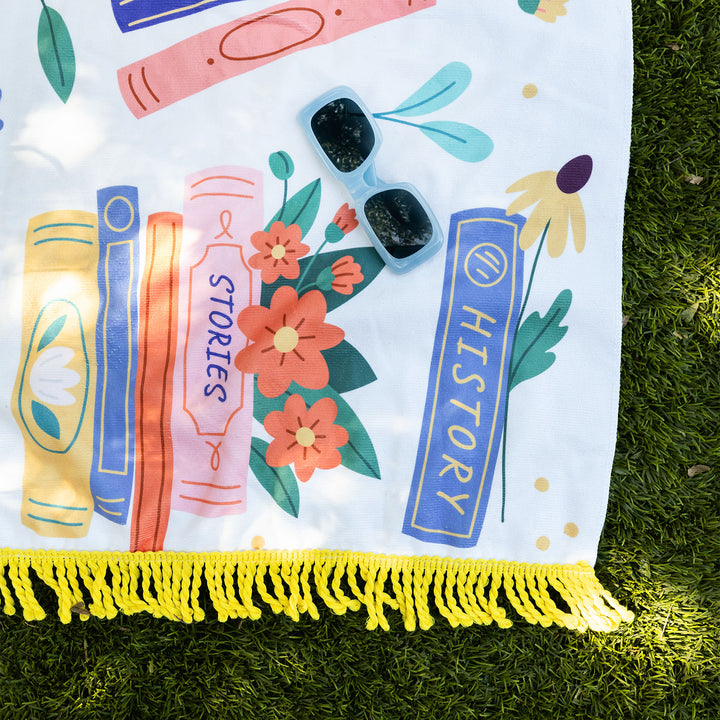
[0,550,634,631]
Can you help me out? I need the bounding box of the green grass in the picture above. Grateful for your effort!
[1,3,719,718]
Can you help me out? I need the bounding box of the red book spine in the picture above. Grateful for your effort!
[131,213,183,552]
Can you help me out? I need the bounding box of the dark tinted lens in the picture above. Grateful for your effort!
[310,98,375,173]
[364,189,434,259]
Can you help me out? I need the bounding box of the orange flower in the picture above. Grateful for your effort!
[248,220,310,284]
[332,203,359,235]
[264,394,349,482]
[330,256,364,295]
[234,286,344,398]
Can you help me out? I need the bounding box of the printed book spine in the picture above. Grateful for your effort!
[171,167,262,518]
[111,0,251,33]
[130,212,183,552]
[117,0,436,118]
[90,186,141,525]
[12,211,100,538]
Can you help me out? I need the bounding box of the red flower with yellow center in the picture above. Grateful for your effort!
[264,394,349,482]
[248,220,310,284]
[234,286,344,398]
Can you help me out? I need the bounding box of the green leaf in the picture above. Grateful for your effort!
[419,121,494,163]
[268,151,294,180]
[266,178,321,237]
[509,289,572,391]
[31,400,61,440]
[388,62,472,117]
[321,340,377,393]
[37,4,75,103]
[262,247,384,309]
[37,314,66,352]
[249,437,300,517]
[254,383,381,479]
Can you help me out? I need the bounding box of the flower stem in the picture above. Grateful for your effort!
[277,178,289,224]
[500,221,549,523]
[296,239,328,294]
[373,114,467,143]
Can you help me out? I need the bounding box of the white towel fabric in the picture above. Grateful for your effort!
[0,0,634,629]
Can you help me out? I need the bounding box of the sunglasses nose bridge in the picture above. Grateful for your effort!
[342,162,379,201]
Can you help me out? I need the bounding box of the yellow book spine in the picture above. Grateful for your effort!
[12,211,99,538]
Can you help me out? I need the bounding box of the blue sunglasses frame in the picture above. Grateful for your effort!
[299,86,443,274]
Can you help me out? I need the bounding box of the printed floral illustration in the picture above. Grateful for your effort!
[317,256,365,295]
[506,154,591,256]
[500,155,593,521]
[371,62,493,163]
[518,0,569,23]
[264,394,349,483]
[245,151,384,517]
[37,1,76,102]
[235,286,345,398]
[29,346,81,406]
[248,221,310,284]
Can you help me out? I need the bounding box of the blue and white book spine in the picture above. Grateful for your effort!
[90,186,140,525]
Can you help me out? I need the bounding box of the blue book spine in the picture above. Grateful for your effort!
[91,186,140,525]
[111,0,247,33]
[403,208,526,548]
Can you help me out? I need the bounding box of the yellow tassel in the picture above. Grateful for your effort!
[0,550,633,631]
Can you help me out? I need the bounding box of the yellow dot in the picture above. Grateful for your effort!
[251,535,265,550]
[536,536,550,551]
[273,326,299,353]
[534,477,549,492]
[523,83,538,99]
[271,244,286,260]
[564,523,579,538]
[295,426,316,448]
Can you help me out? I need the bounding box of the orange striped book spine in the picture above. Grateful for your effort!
[130,212,182,552]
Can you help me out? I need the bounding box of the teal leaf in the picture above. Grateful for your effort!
[266,178,321,237]
[321,340,377,393]
[316,267,335,292]
[254,383,381,479]
[37,4,76,103]
[261,247,384,311]
[419,121,494,163]
[250,437,300,517]
[37,314,67,352]
[269,151,294,180]
[31,400,61,440]
[388,62,472,117]
[509,289,572,391]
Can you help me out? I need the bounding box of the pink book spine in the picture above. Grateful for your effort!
[117,0,437,118]
[171,167,263,518]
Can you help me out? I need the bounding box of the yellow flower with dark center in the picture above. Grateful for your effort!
[518,0,569,23]
[505,154,593,258]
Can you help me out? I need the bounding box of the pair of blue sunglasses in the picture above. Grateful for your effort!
[299,87,443,274]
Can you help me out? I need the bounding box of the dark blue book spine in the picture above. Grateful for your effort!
[111,0,246,33]
[403,208,526,548]
[91,186,140,525]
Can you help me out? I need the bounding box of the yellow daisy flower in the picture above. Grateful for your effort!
[505,154,593,258]
[518,0,569,23]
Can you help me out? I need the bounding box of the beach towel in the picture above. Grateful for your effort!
[0,0,635,630]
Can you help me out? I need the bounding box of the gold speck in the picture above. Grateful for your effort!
[536,536,550,551]
[523,83,538,99]
[564,523,579,538]
[251,535,266,550]
[534,477,550,492]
